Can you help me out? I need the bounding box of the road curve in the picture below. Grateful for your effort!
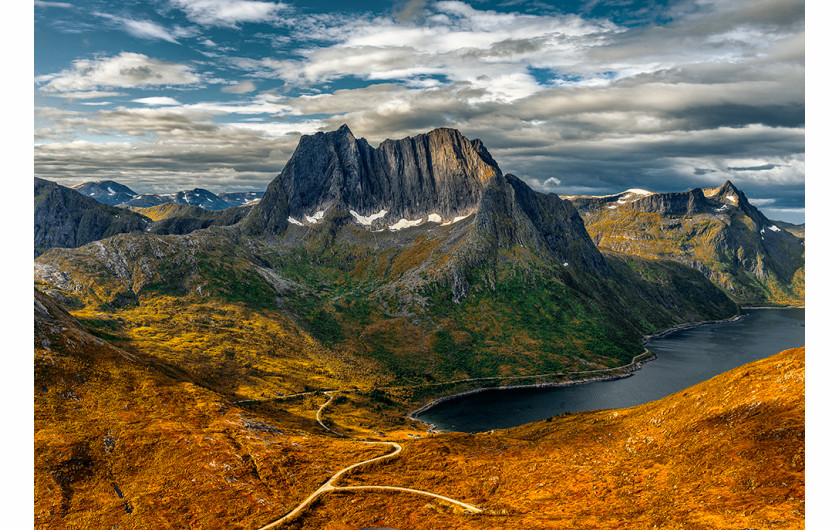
[257,394,482,528]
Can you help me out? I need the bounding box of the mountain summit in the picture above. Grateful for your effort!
[244,126,502,234]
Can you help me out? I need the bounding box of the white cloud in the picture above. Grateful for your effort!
[38,52,201,94]
[221,80,257,93]
[43,90,126,99]
[170,0,288,27]
[133,97,183,106]
[95,13,180,43]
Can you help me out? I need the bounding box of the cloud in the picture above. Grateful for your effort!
[221,80,257,93]
[38,52,201,95]
[728,163,778,171]
[94,13,183,43]
[41,90,126,100]
[170,0,288,27]
[395,0,428,23]
[132,97,182,106]
[34,0,73,7]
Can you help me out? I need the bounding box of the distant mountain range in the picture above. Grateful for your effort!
[71,180,263,210]
[35,179,254,256]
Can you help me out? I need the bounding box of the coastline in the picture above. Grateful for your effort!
[408,349,657,433]
[409,310,755,433]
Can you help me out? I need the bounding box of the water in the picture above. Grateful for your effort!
[416,308,805,433]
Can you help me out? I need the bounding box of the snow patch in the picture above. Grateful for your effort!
[427,213,442,223]
[726,195,737,203]
[625,188,653,195]
[305,211,325,223]
[349,209,388,225]
[441,215,469,226]
[287,217,303,226]
[608,205,618,209]
[107,186,115,194]
[769,225,781,232]
[389,218,423,231]
[714,206,728,212]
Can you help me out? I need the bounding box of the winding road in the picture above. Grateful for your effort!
[256,393,483,529]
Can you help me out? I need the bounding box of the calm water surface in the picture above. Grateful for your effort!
[416,308,805,433]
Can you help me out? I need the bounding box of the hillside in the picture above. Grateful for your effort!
[34,178,151,258]
[34,289,386,529]
[315,346,804,529]
[566,182,805,305]
[134,202,253,235]
[34,285,803,528]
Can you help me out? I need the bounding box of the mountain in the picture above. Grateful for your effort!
[565,181,805,305]
[71,180,137,206]
[244,125,503,234]
[35,127,736,393]
[71,178,265,210]
[217,191,264,207]
[34,177,151,258]
[122,188,232,210]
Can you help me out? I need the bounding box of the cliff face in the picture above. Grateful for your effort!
[34,178,151,258]
[244,126,502,234]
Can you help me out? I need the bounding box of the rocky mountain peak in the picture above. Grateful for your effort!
[245,126,504,234]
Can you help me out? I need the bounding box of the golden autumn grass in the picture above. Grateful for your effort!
[304,347,805,530]
[35,290,394,529]
[35,283,804,529]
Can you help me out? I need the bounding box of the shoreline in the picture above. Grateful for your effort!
[409,310,756,433]
[408,349,657,433]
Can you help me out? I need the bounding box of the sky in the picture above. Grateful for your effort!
[33,0,805,222]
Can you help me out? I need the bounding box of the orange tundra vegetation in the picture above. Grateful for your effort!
[34,289,803,529]
[300,347,804,530]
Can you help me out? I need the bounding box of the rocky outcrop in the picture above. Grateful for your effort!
[244,125,502,233]
[34,178,151,258]
[474,174,609,274]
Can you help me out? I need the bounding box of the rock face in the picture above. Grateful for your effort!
[244,125,502,233]
[34,178,151,257]
[566,181,805,304]
[244,125,607,277]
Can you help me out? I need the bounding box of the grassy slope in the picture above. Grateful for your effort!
[581,209,805,305]
[34,290,387,529]
[35,284,803,529]
[312,346,804,529]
